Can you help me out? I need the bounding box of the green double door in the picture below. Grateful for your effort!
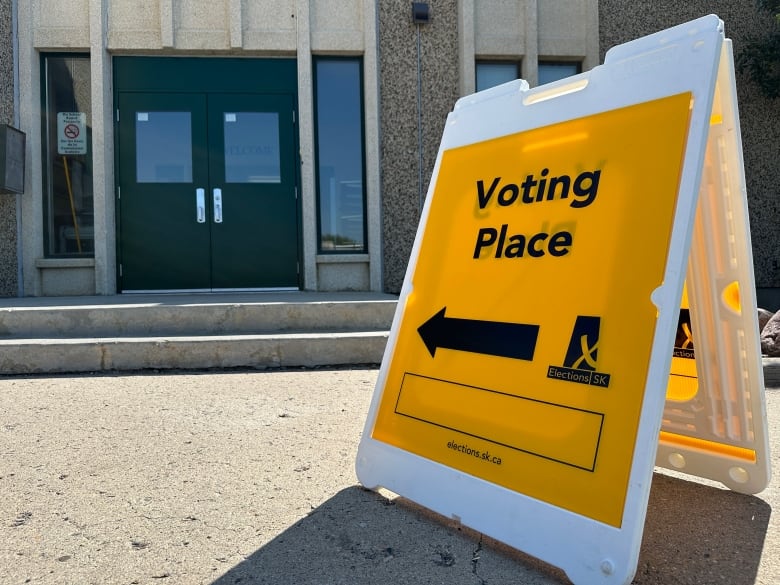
[117,85,299,291]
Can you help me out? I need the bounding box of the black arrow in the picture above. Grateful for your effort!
[417,307,540,360]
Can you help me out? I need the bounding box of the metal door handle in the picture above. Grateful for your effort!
[196,188,206,223]
[213,188,223,223]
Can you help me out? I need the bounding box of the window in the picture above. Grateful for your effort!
[314,58,366,253]
[476,61,521,92]
[135,111,193,183]
[224,112,280,184]
[538,61,582,85]
[41,54,93,257]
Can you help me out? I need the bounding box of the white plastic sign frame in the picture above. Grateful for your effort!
[357,16,729,585]
[656,39,771,494]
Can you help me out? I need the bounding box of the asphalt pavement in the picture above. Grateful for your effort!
[0,367,778,585]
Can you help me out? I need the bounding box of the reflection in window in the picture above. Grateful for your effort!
[42,54,94,256]
[538,61,581,85]
[315,58,366,252]
[136,112,192,183]
[476,61,521,92]
[224,112,280,183]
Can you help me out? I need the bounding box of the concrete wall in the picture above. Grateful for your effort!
[599,1,780,303]
[378,0,461,294]
[380,0,599,293]
[0,0,18,297]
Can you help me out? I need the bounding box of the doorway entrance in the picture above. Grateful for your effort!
[114,58,300,292]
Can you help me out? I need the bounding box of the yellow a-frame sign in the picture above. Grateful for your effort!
[357,15,770,585]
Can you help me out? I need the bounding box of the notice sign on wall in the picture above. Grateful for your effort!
[57,112,87,155]
[356,15,768,585]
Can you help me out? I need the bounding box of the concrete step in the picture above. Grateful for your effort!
[764,357,780,388]
[0,292,397,338]
[1,292,777,384]
[0,292,398,375]
[0,331,388,374]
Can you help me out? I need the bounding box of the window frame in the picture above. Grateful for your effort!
[537,60,583,86]
[313,55,368,255]
[40,52,94,258]
[475,60,522,92]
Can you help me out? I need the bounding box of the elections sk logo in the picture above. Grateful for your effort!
[547,316,611,388]
[673,309,695,359]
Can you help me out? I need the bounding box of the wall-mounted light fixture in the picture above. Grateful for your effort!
[412,2,430,25]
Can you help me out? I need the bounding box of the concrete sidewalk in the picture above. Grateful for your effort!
[0,368,777,585]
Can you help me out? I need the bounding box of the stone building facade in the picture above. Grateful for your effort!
[0,0,597,297]
[2,1,775,304]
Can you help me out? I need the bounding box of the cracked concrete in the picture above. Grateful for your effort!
[471,536,487,584]
[0,368,778,584]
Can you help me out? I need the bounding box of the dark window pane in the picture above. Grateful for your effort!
[42,54,94,257]
[315,58,366,252]
[476,61,520,91]
[136,112,192,183]
[538,62,581,85]
[224,112,280,184]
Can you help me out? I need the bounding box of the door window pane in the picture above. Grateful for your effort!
[224,112,280,183]
[315,58,366,252]
[476,61,521,91]
[538,61,581,85]
[42,54,94,256]
[136,112,192,183]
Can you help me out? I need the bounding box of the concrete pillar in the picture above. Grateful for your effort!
[0,0,19,296]
[379,0,460,294]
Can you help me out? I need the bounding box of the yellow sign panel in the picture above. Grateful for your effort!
[371,93,693,528]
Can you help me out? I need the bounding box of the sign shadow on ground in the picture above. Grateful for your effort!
[210,473,770,585]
